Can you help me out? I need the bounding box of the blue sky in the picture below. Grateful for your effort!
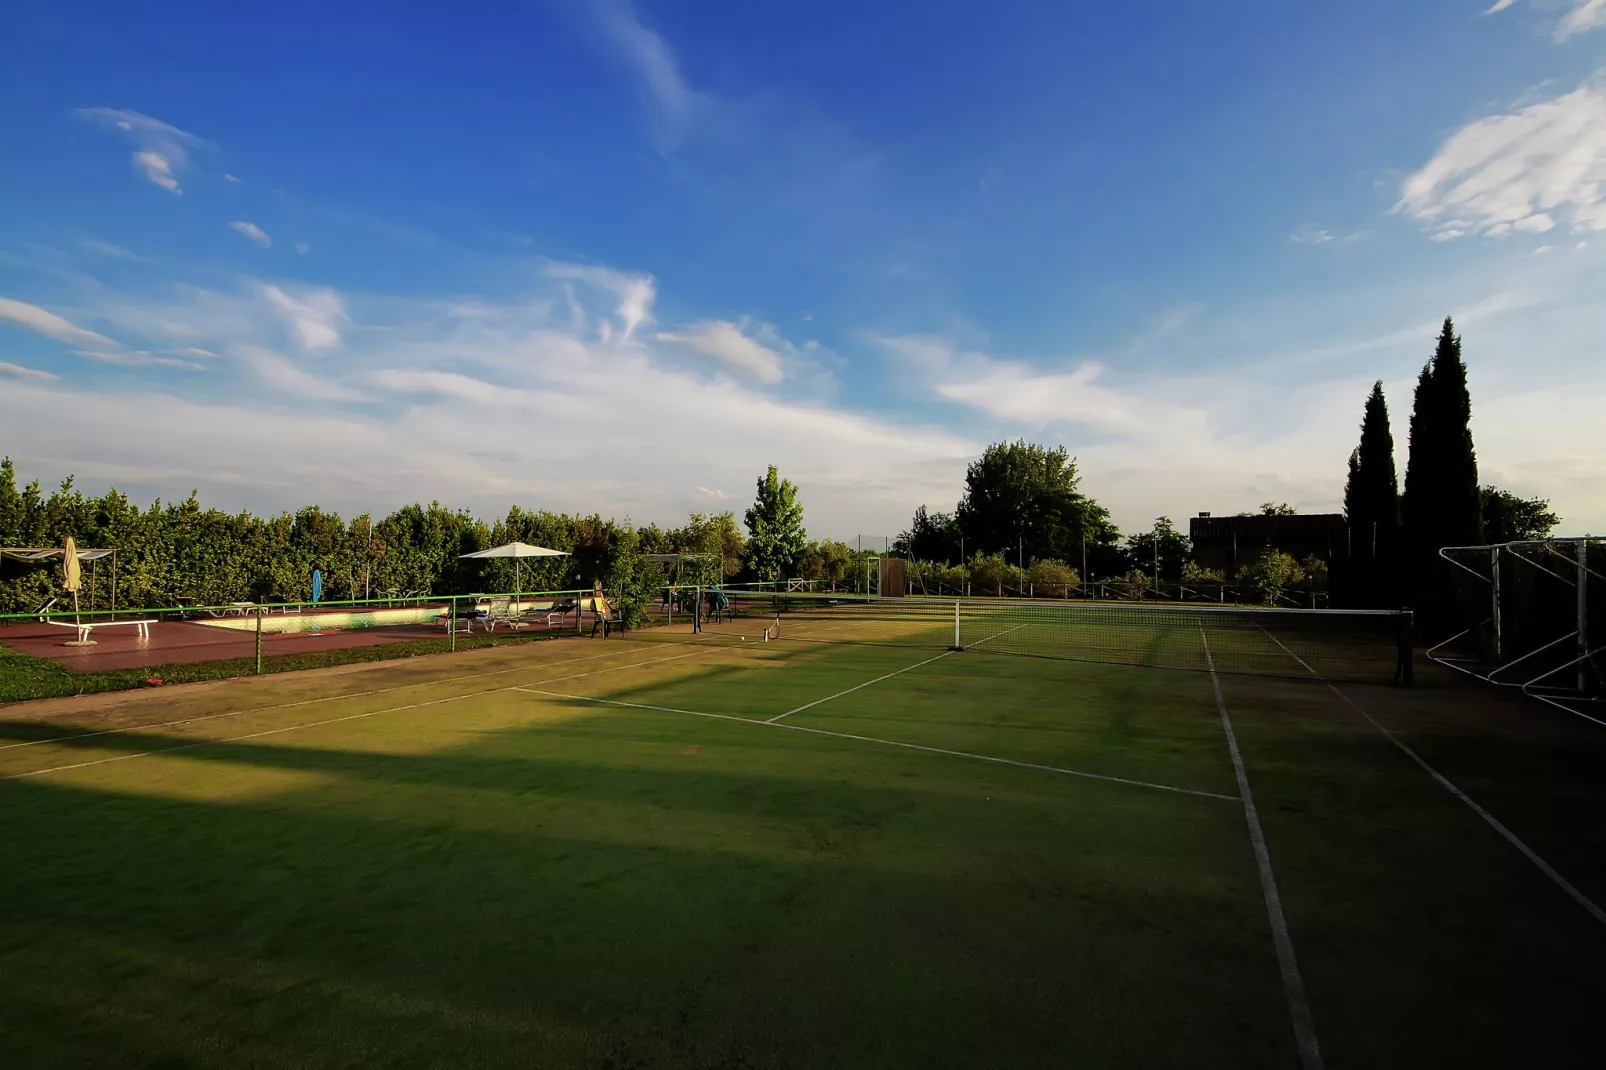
[2,0,1604,538]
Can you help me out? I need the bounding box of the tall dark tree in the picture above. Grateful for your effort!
[1401,317,1482,618]
[1343,381,1400,560]
[895,505,961,563]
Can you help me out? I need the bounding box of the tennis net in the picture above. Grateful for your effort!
[709,592,1411,685]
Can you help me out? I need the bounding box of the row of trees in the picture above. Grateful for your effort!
[1340,317,1557,612]
[0,457,874,618]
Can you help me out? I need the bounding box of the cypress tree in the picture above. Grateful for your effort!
[1401,317,1481,618]
[1344,381,1399,556]
[1342,382,1399,604]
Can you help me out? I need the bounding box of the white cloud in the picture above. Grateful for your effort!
[230,221,272,248]
[224,172,240,183]
[655,320,785,383]
[0,267,975,536]
[0,361,58,382]
[133,151,180,193]
[236,346,367,401]
[262,284,344,349]
[171,347,219,358]
[0,296,120,350]
[546,262,655,342]
[1398,77,1606,238]
[934,359,1144,432]
[71,349,204,370]
[74,108,209,193]
[16,246,1605,536]
[293,242,310,255]
[1558,0,1606,37]
[1485,1,1606,40]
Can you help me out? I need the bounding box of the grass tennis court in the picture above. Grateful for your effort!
[2,621,1604,1068]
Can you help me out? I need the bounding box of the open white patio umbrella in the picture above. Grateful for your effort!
[458,542,570,601]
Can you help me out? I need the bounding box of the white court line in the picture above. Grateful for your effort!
[0,643,685,754]
[3,647,714,782]
[1257,627,1606,930]
[766,650,956,723]
[515,686,1239,802]
[1201,630,1324,1070]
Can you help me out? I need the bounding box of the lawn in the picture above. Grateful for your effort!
[1,632,1602,1068]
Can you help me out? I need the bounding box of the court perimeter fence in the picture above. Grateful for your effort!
[0,589,610,687]
[4,582,1411,702]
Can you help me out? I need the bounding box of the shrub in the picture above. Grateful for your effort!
[1028,559,1079,596]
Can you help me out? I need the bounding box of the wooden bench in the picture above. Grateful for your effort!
[44,619,157,643]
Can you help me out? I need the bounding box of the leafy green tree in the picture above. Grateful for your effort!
[1238,550,1306,606]
[743,466,807,580]
[967,552,1020,595]
[1181,561,1225,585]
[951,440,1121,573]
[1238,502,1298,517]
[1122,517,1190,584]
[1480,487,1559,543]
[799,539,853,588]
[1027,559,1079,596]
[671,512,746,580]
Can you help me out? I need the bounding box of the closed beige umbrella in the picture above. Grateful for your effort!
[62,536,95,645]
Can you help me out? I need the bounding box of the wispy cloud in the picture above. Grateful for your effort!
[230,221,272,248]
[0,361,59,382]
[656,320,785,383]
[80,238,147,261]
[1289,225,1365,246]
[293,242,310,255]
[262,284,344,349]
[590,0,709,150]
[1397,75,1606,239]
[71,349,204,370]
[546,261,655,343]
[223,172,241,183]
[0,296,120,350]
[1484,0,1606,41]
[73,107,209,194]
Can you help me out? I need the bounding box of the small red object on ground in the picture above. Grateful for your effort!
[141,676,165,687]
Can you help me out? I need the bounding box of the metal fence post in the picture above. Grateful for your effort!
[255,606,263,674]
[953,599,961,650]
[450,596,457,652]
